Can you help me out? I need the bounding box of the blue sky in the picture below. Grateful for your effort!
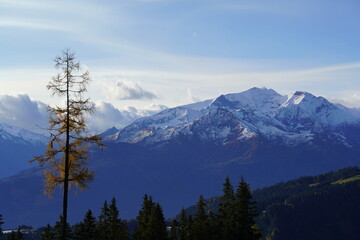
[0,0,360,131]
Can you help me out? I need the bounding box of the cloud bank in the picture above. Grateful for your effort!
[89,101,167,132]
[0,94,167,134]
[107,80,159,100]
[0,94,48,132]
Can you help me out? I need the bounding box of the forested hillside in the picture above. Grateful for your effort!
[185,167,360,240]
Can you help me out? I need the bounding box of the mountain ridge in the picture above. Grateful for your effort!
[111,88,360,147]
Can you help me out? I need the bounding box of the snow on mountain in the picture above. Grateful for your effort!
[210,87,287,114]
[112,88,360,147]
[276,91,357,128]
[0,122,48,145]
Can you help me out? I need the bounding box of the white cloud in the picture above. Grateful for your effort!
[187,89,201,103]
[328,92,360,109]
[0,94,48,132]
[88,101,168,132]
[0,93,168,133]
[106,80,159,100]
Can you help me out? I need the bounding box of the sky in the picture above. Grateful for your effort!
[1,0,360,132]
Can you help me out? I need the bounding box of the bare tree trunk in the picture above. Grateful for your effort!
[62,56,70,240]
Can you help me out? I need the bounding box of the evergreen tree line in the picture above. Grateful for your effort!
[39,197,128,240]
[0,177,260,240]
[168,177,261,240]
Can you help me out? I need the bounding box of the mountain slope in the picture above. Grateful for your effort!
[0,123,47,178]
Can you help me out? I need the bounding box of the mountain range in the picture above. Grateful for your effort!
[111,87,360,146]
[1,87,360,228]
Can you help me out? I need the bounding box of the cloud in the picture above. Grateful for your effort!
[87,102,129,132]
[0,18,67,31]
[0,94,48,132]
[106,80,159,100]
[187,89,201,102]
[328,92,360,109]
[88,102,167,132]
[0,94,167,133]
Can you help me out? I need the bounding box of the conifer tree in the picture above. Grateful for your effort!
[73,209,97,240]
[169,219,179,240]
[72,222,85,240]
[178,208,191,240]
[235,177,261,240]
[217,177,236,240]
[41,224,55,240]
[133,195,154,240]
[32,49,103,240]
[7,231,16,240]
[108,197,128,240]
[148,203,167,240]
[193,195,210,240]
[98,200,110,240]
[54,215,72,240]
[83,209,97,239]
[0,214,3,237]
[15,228,24,240]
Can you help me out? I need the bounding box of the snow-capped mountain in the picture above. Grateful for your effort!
[111,88,360,146]
[0,122,48,145]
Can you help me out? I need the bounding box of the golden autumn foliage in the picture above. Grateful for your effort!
[33,49,103,195]
[32,49,103,240]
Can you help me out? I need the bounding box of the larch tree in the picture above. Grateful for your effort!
[32,49,103,240]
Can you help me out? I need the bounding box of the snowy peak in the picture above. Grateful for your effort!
[0,123,47,145]
[210,87,286,113]
[282,91,327,107]
[278,91,357,127]
[113,88,360,146]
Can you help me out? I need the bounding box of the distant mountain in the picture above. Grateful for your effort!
[0,123,47,178]
[184,167,360,240]
[1,88,360,228]
[113,87,360,146]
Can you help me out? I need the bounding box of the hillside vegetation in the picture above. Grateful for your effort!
[186,167,360,240]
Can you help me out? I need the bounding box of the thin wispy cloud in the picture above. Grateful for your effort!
[93,61,360,108]
[0,18,67,31]
[0,0,358,112]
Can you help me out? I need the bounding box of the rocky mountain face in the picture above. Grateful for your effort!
[1,88,360,228]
